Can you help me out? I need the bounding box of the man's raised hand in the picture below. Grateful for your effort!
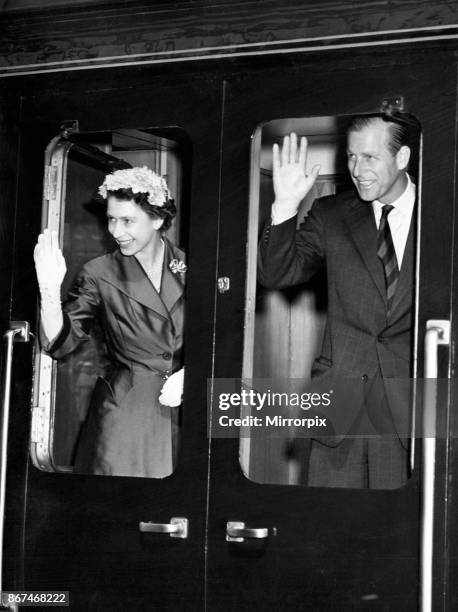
[272,132,320,218]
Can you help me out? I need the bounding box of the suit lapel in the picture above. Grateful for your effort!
[344,198,387,304]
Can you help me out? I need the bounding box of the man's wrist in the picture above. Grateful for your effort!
[271,199,299,225]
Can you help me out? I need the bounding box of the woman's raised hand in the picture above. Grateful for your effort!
[33,229,67,290]
[34,229,66,345]
[272,133,320,217]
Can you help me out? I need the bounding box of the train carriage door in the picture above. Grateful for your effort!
[1,72,222,611]
[208,50,456,611]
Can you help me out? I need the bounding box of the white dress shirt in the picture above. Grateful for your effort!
[372,174,416,268]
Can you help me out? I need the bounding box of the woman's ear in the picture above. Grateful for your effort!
[152,217,164,231]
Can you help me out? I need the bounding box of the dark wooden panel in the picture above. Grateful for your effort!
[0,0,457,73]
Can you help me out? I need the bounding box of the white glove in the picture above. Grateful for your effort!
[33,228,67,298]
[33,228,67,345]
[159,368,184,407]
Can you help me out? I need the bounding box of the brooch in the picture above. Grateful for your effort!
[169,258,187,275]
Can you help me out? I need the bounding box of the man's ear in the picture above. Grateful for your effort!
[396,145,411,171]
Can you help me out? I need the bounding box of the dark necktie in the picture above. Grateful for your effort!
[377,204,399,310]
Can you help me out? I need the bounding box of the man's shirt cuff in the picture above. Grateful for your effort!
[271,203,297,225]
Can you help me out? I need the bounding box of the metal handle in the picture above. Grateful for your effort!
[421,320,450,612]
[139,517,188,539]
[226,521,269,542]
[0,322,31,594]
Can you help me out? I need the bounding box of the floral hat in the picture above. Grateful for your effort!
[98,166,171,207]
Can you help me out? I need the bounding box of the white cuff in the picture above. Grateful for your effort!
[271,203,297,226]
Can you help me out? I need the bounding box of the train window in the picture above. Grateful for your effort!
[241,114,421,489]
[31,127,190,478]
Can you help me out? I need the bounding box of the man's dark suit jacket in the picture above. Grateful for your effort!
[258,190,414,443]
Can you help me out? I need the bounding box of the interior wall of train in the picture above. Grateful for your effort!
[1,1,458,611]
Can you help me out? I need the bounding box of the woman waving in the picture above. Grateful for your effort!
[34,167,185,478]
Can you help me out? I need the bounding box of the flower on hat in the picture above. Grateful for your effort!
[98,166,171,207]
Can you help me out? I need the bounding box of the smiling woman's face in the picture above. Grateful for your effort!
[106,196,163,257]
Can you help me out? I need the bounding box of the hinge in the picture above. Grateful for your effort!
[60,119,79,137]
[44,165,58,201]
[218,277,230,293]
[31,406,46,444]
[380,95,405,114]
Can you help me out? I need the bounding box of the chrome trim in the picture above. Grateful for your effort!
[420,320,450,612]
[239,125,263,476]
[411,130,424,469]
[0,322,31,593]
[1,27,458,77]
[30,138,72,472]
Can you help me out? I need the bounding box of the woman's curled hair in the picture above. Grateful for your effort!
[106,187,177,232]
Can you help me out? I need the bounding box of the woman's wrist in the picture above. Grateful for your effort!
[39,285,61,307]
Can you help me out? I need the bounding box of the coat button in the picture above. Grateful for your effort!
[361,374,368,382]
[162,351,172,360]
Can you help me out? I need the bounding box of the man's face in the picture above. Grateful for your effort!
[347,119,409,204]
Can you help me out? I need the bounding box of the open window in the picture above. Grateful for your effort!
[240,114,421,488]
[31,127,191,478]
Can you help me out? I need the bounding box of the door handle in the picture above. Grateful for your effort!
[0,322,31,593]
[139,517,188,539]
[226,521,269,542]
[421,320,450,612]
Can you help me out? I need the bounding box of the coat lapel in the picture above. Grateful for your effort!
[100,242,185,321]
[160,240,186,315]
[102,249,170,320]
[344,198,387,304]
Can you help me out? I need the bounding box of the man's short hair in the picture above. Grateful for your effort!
[347,113,419,156]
